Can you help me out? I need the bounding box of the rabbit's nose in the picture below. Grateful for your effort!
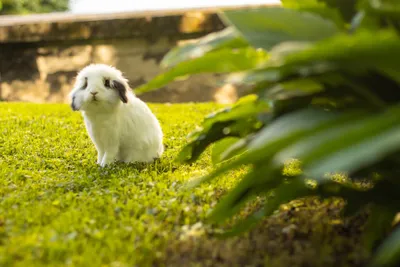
[90,92,98,96]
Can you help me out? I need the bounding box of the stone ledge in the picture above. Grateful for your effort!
[0,12,222,44]
[0,4,280,44]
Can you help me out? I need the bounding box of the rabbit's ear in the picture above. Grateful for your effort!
[112,80,128,103]
[71,95,79,111]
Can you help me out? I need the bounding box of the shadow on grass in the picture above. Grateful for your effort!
[156,198,371,267]
[50,156,183,194]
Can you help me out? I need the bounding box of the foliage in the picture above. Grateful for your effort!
[0,0,68,15]
[136,0,400,266]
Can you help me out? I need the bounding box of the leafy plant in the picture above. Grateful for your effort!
[136,0,400,266]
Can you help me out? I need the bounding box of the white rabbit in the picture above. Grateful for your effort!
[69,63,164,167]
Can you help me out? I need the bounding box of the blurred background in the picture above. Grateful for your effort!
[0,0,280,104]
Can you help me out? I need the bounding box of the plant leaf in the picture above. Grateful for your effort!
[262,177,311,216]
[160,27,248,68]
[211,137,241,165]
[177,95,269,163]
[369,225,400,267]
[281,0,346,28]
[134,48,269,94]
[363,204,397,251]
[280,30,400,70]
[265,78,325,100]
[208,165,283,223]
[363,0,400,19]
[317,0,358,22]
[274,105,400,179]
[186,108,365,189]
[234,30,400,87]
[221,7,339,51]
[201,94,269,130]
[216,207,267,238]
[219,135,254,162]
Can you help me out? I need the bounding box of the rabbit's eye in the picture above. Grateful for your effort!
[81,77,88,90]
[104,79,111,88]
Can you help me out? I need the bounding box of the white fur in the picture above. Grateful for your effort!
[69,63,164,167]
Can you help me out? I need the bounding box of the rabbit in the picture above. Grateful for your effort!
[69,63,164,167]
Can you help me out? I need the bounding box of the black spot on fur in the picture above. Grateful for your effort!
[71,95,79,111]
[104,78,111,88]
[112,80,128,103]
[81,77,88,90]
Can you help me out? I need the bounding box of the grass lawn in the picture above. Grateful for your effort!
[0,102,370,267]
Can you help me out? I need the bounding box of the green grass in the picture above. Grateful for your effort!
[0,102,222,266]
[0,103,370,267]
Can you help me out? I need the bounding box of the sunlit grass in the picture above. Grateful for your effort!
[0,102,240,266]
[0,102,370,267]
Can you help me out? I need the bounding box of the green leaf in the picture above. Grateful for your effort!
[363,204,396,251]
[211,137,241,165]
[363,0,400,19]
[379,67,400,84]
[201,94,269,130]
[186,108,364,189]
[160,27,248,68]
[236,177,398,234]
[315,179,400,210]
[134,48,269,94]
[208,165,283,223]
[317,0,358,22]
[227,30,400,99]
[177,95,269,163]
[349,11,382,32]
[244,109,366,165]
[226,31,400,106]
[211,172,399,234]
[221,7,339,51]
[309,124,400,178]
[216,208,266,238]
[233,30,400,88]
[265,78,325,100]
[226,62,336,91]
[194,110,369,212]
[177,120,236,164]
[269,94,315,119]
[274,105,400,179]
[280,30,400,71]
[219,135,254,162]
[324,74,386,108]
[180,118,262,164]
[262,177,311,216]
[281,0,346,28]
[185,108,335,188]
[369,225,400,267]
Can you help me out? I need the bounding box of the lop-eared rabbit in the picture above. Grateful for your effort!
[69,64,164,167]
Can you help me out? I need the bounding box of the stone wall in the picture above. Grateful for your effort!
[0,6,278,104]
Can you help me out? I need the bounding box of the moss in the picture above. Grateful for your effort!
[0,103,371,267]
